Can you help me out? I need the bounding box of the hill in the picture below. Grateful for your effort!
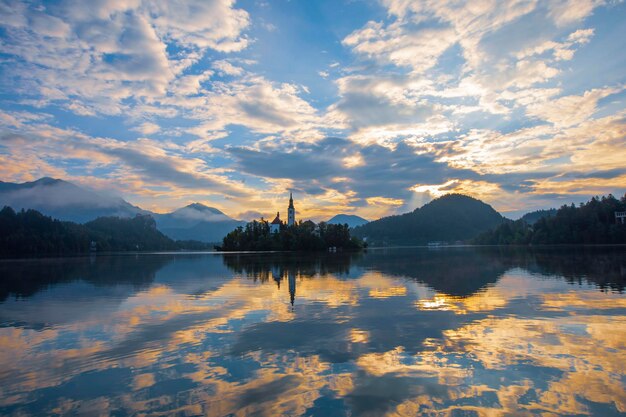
[521,208,557,224]
[352,194,504,246]
[0,206,212,256]
[327,214,369,228]
[155,203,245,243]
[474,194,626,245]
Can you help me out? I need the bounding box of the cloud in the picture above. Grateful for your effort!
[0,0,623,218]
[548,0,603,27]
[0,115,254,201]
[147,0,250,52]
[0,0,250,115]
[228,137,486,216]
[170,75,326,141]
[338,0,607,143]
[525,87,622,128]
[132,122,161,135]
[343,21,457,73]
[212,60,245,76]
[327,74,450,146]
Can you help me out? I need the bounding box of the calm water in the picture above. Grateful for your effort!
[0,247,625,416]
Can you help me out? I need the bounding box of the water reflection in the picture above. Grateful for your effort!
[0,247,624,416]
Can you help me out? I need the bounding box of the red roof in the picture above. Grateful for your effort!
[271,212,281,224]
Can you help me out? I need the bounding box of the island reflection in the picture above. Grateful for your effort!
[0,247,624,416]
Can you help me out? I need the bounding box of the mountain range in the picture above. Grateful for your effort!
[0,178,244,243]
[155,203,245,242]
[1,177,573,246]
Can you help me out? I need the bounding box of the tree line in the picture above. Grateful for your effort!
[474,194,626,245]
[217,219,366,251]
[0,206,211,256]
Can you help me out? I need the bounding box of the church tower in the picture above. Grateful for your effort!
[287,193,295,226]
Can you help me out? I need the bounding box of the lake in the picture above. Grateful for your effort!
[0,247,624,416]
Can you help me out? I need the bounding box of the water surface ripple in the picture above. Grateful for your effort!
[0,247,624,416]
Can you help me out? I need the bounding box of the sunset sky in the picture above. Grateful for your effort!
[0,0,624,220]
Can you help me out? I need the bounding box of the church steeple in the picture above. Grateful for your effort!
[287,193,295,226]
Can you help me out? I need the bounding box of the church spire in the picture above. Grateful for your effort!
[287,193,295,226]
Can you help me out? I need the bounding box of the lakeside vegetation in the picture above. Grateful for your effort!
[2,193,625,256]
[0,206,211,256]
[474,194,626,245]
[217,219,366,251]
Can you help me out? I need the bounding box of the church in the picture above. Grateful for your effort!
[270,193,296,233]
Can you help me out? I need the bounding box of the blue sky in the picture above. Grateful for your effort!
[0,0,624,220]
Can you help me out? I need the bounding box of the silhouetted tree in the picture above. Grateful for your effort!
[474,194,626,245]
[0,207,211,256]
[217,219,365,251]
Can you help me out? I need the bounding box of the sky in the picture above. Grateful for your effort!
[0,0,624,221]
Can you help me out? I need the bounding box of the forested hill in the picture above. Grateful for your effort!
[521,208,557,224]
[352,194,504,246]
[0,206,210,256]
[474,194,626,245]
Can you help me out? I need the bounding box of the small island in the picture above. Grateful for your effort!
[216,194,366,251]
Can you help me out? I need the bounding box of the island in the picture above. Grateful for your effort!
[216,194,365,251]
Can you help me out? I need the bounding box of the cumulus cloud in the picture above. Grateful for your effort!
[0,0,250,115]
[343,22,457,73]
[337,0,607,144]
[147,0,249,52]
[0,0,623,218]
[169,75,326,142]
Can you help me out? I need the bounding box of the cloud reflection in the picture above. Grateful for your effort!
[0,248,624,416]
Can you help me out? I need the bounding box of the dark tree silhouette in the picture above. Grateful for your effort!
[474,194,626,245]
[0,206,211,256]
[217,219,365,251]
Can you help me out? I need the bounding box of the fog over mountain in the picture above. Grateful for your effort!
[0,178,243,243]
[154,204,245,243]
[0,178,145,223]
[327,214,369,228]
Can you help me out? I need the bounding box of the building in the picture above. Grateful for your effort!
[616,211,626,224]
[288,193,296,226]
[269,194,296,232]
[270,212,281,233]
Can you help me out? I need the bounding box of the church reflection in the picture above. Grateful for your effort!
[220,247,626,308]
[271,266,297,306]
[222,252,360,306]
[0,248,625,416]
[1,247,623,306]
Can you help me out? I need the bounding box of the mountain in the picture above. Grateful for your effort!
[155,203,245,243]
[327,214,369,228]
[0,206,206,256]
[521,208,557,224]
[0,177,145,223]
[352,194,504,246]
[0,178,244,243]
[0,207,209,257]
